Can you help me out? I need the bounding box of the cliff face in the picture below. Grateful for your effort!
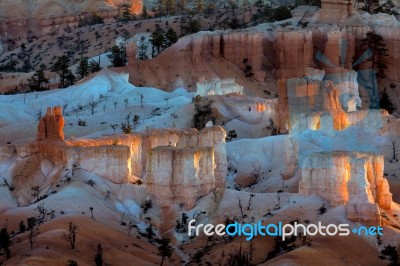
[68,127,226,207]
[189,32,271,82]
[279,69,362,133]
[275,30,314,79]
[0,0,142,43]
[147,147,215,209]
[299,152,392,224]
[22,112,228,208]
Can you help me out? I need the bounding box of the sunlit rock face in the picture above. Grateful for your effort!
[280,69,359,133]
[275,30,314,79]
[299,152,392,224]
[28,114,227,207]
[68,127,226,207]
[188,32,270,82]
[147,147,215,209]
[0,0,141,41]
[37,106,65,141]
[196,77,243,96]
[109,0,143,14]
[316,0,354,22]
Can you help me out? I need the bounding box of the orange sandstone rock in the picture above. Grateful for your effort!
[36,106,64,141]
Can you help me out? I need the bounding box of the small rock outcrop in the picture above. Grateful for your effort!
[147,147,215,209]
[299,152,392,225]
[36,106,65,141]
[196,77,243,96]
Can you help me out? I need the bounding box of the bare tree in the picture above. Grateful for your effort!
[127,221,134,236]
[89,207,94,219]
[247,194,255,211]
[62,222,78,250]
[89,97,97,115]
[237,197,244,218]
[27,217,39,250]
[391,138,398,162]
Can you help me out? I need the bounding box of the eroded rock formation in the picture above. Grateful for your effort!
[196,77,243,96]
[31,115,227,208]
[299,152,392,225]
[147,146,215,209]
[37,106,65,141]
[0,0,142,43]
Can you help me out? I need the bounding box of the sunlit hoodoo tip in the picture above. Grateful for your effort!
[36,106,65,141]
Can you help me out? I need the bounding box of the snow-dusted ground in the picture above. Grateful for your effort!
[0,70,399,265]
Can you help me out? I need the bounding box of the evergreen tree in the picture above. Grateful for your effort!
[180,12,201,36]
[121,29,131,41]
[138,36,149,60]
[176,0,187,14]
[146,225,155,239]
[164,0,175,15]
[19,221,26,233]
[65,70,76,87]
[149,30,166,57]
[21,57,32,73]
[156,238,173,266]
[194,0,204,13]
[380,88,395,114]
[271,6,292,21]
[76,58,89,79]
[141,5,149,19]
[52,55,70,88]
[357,0,379,13]
[361,31,388,79]
[107,45,127,67]
[121,4,132,22]
[375,0,398,15]
[0,227,11,258]
[89,60,102,73]
[164,28,178,48]
[28,66,49,91]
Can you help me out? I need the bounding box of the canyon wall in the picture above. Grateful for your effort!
[0,0,142,46]
[182,31,274,82]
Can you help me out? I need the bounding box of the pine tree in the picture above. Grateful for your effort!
[156,238,173,266]
[176,0,187,14]
[194,0,204,13]
[89,60,102,73]
[164,0,175,15]
[76,58,89,79]
[138,36,149,60]
[164,28,178,48]
[361,31,388,79]
[149,30,166,57]
[107,45,127,67]
[180,13,201,36]
[141,5,149,19]
[52,55,70,88]
[357,0,379,13]
[121,4,132,22]
[380,88,395,114]
[0,227,11,258]
[28,66,49,91]
[65,70,76,87]
[21,56,32,73]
